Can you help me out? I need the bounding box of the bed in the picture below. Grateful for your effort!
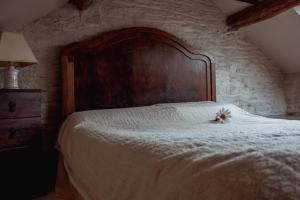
[56,27,300,200]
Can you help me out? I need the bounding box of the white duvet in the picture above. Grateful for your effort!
[58,102,300,200]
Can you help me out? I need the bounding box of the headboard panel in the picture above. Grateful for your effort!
[61,27,216,118]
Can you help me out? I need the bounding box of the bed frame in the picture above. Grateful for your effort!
[61,27,216,118]
[58,27,216,199]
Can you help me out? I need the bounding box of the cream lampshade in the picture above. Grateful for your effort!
[0,32,38,89]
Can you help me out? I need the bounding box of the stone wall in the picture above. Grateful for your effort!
[284,73,300,115]
[0,0,287,127]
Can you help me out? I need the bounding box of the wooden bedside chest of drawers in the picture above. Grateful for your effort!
[0,89,42,149]
[0,89,55,199]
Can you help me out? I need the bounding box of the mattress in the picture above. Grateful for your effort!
[58,102,300,200]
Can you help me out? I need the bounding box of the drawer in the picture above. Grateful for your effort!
[0,91,41,119]
[0,118,41,149]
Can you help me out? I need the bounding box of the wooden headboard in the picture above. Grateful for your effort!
[61,27,216,118]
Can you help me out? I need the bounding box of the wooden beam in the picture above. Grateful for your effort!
[227,0,300,30]
[70,0,93,10]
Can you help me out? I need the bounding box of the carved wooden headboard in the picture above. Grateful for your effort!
[61,27,216,118]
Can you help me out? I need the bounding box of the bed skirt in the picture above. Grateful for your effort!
[55,153,83,200]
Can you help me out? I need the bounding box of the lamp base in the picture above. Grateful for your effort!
[4,66,19,89]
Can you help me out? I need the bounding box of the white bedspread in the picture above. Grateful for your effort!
[58,102,300,200]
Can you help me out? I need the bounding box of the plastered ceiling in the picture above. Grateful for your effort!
[0,0,68,30]
[212,0,300,74]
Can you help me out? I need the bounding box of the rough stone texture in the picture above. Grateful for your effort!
[284,73,300,115]
[0,0,287,127]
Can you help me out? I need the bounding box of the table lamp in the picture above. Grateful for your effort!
[0,32,38,89]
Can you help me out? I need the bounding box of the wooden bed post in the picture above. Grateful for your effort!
[61,54,75,118]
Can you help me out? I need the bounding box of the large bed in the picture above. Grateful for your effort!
[56,27,300,200]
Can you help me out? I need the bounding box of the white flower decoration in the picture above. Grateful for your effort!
[215,108,232,123]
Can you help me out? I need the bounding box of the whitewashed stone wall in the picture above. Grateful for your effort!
[284,73,300,115]
[0,0,287,126]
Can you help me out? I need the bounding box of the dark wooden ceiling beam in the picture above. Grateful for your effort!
[70,0,93,10]
[227,0,300,30]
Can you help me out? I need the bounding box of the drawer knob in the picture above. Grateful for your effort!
[9,128,17,139]
[8,101,16,113]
